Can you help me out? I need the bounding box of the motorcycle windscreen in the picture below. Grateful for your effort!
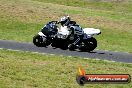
[41,23,57,36]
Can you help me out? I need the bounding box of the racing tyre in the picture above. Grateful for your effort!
[79,37,97,52]
[33,34,50,47]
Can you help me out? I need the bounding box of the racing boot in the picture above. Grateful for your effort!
[68,37,80,51]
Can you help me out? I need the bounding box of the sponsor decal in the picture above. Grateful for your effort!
[76,67,131,86]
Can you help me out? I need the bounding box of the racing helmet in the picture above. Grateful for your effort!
[60,16,71,26]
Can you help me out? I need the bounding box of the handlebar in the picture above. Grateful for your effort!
[50,21,60,24]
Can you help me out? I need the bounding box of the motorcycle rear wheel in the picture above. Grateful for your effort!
[79,37,97,52]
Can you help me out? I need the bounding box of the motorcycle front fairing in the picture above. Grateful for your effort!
[41,22,58,36]
[57,26,71,39]
[58,26,70,35]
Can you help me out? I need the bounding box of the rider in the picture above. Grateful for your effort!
[58,16,84,49]
[59,16,76,27]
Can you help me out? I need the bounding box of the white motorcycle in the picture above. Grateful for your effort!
[33,21,101,52]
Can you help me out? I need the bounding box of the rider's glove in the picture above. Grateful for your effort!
[57,21,60,24]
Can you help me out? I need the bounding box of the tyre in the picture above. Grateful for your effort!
[33,34,50,47]
[79,37,97,52]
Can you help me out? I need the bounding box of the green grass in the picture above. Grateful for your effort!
[0,19,42,42]
[0,49,132,88]
[34,0,132,13]
[0,1,131,87]
[0,0,132,52]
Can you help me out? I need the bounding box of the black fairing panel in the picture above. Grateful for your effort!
[41,22,58,36]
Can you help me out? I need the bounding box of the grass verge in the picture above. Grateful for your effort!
[0,49,132,88]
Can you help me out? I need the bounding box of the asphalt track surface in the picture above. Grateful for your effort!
[0,40,132,63]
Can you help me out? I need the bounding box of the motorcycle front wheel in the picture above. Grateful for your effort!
[79,37,97,52]
[33,34,51,47]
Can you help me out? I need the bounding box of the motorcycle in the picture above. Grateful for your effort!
[33,21,101,52]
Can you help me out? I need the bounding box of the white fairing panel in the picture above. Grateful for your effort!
[83,28,101,36]
[58,26,70,35]
[38,32,46,36]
